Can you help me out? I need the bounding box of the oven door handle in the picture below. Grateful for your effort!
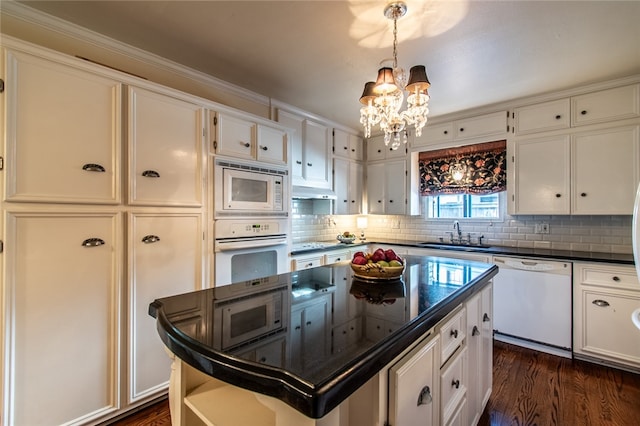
[216,237,288,251]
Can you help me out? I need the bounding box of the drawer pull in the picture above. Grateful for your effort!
[259,357,267,363]
[452,379,460,389]
[82,237,105,247]
[450,329,458,338]
[296,160,302,165]
[82,163,105,172]
[472,325,480,336]
[260,145,268,151]
[295,325,301,330]
[243,142,251,148]
[612,276,620,282]
[142,170,160,178]
[307,163,313,167]
[581,110,587,115]
[555,193,562,198]
[555,115,562,120]
[592,299,610,307]
[417,386,432,406]
[142,235,161,244]
[483,313,491,322]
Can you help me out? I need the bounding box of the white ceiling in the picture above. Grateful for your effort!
[17,0,640,131]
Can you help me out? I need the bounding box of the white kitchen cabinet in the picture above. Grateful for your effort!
[333,157,363,215]
[3,48,121,204]
[439,307,466,364]
[571,125,639,214]
[213,111,288,165]
[412,111,507,147]
[4,213,121,425]
[509,124,639,215]
[128,212,203,403]
[324,249,351,265]
[276,109,305,182]
[573,263,640,369]
[571,84,640,126]
[441,347,467,426]
[366,134,407,162]
[128,86,204,206]
[291,254,324,271]
[334,128,364,161]
[513,98,571,135]
[237,336,286,368]
[509,134,571,214]
[466,284,493,425]
[290,295,331,371]
[413,122,455,147]
[367,160,406,215]
[388,335,441,426]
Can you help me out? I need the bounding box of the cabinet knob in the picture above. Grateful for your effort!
[343,199,348,203]
[243,142,251,148]
[377,149,382,153]
[142,170,160,178]
[377,200,382,203]
[581,110,587,115]
[450,329,458,338]
[82,163,105,172]
[417,386,432,406]
[336,258,341,261]
[472,325,480,336]
[82,237,105,247]
[555,115,562,120]
[342,330,347,334]
[259,357,267,363]
[343,146,348,150]
[483,313,491,322]
[307,163,313,167]
[580,192,587,197]
[555,193,562,198]
[295,325,301,330]
[142,235,161,244]
[612,276,620,282]
[452,379,460,389]
[443,130,448,135]
[592,299,610,307]
[306,321,312,326]
[296,160,302,165]
[260,145,268,151]
[459,128,464,132]
[351,148,355,152]
[351,200,355,203]
[389,199,394,203]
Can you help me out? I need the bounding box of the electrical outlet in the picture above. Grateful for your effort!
[535,223,550,234]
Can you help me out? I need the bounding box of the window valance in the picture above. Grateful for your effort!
[419,140,506,196]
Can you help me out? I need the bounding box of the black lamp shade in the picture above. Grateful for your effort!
[406,65,431,93]
[373,67,398,94]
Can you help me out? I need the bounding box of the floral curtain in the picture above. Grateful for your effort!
[419,140,506,196]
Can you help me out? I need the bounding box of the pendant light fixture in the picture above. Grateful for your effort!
[359,1,431,150]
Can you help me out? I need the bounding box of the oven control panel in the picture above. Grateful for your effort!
[215,218,289,239]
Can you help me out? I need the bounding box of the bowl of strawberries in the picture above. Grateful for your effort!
[350,247,405,280]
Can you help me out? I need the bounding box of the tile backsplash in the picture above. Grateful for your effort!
[291,199,633,254]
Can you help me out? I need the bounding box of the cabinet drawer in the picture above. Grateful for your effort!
[292,256,323,271]
[413,122,454,146]
[441,346,467,424]
[514,99,570,135]
[576,263,639,290]
[571,84,640,126]
[439,307,466,364]
[454,111,507,140]
[324,250,350,265]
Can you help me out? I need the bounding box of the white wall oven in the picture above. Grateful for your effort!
[214,218,289,287]
[214,158,289,218]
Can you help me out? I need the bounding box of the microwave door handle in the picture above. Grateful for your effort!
[217,237,288,251]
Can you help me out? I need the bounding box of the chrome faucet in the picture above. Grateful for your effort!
[453,221,462,240]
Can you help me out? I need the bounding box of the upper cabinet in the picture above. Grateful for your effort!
[513,84,640,135]
[276,109,332,189]
[367,135,407,162]
[128,86,204,207]
[412,111,508,148]
[212,111,288,165]
[333,128,364,161]
[3,49,121,204]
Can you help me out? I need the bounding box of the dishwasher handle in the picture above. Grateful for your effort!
[493,256,569,273]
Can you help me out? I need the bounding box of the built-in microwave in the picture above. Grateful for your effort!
[214,158,289,217]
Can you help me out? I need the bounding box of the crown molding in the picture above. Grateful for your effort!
[0,1,270,107]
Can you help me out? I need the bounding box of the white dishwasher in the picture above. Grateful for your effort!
[493,256,572,358]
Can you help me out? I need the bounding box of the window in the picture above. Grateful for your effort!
[426,193,500,219]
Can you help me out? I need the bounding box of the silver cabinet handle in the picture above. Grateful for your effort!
[450,329,458,338]
[82,238,105,247]
[472,325,480,336]
[592,299,610,307]
[142,235,161,244]
[82,163,105,172]
[483,313,491,322]
[417,386,432,406]
[142,170,160,178]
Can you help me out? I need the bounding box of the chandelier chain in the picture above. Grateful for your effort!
[392,15,398,70]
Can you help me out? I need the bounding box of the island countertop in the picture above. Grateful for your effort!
[149,255,498,418]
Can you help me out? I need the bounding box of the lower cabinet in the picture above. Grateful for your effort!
[290,294,331,372]
[573,262,640,369]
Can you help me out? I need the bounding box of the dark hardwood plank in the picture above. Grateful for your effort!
[113,341,640,425]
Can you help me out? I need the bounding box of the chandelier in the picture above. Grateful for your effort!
[359,1,431,150]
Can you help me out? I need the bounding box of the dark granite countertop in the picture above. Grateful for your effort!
[149,255,497,418]
[291,238,634,265]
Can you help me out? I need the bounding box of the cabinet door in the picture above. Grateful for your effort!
[413,122,454,147]
[454,111,507,140]
[6,213,120,425]
[349,133,364,161]
[256,124,287,165]
[367,162,386,214]
[333,157,350,215]
[4,50,121,204]
[215,112,255,160]
[303,119,332,188]
[572,84,640,126]
[333,128,351,159]
[511,135,570,214]
[465,293,482,426]
[388,335,440,426]
[479,283,493,408]
[571,125,639,214]
[366,135,387,161]
[441,347,467,425]
[514,99,571,135]
[129,86,203,206]
[128,213,203,403]
[276,110,304,183]
[384,159,406,215]
[349,162,364,214]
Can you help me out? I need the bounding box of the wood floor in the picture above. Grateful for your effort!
[111,341,640,426]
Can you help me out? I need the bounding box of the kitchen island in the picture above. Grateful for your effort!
[150,255,498,425]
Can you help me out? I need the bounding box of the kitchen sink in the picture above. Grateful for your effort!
[416,242,495,252]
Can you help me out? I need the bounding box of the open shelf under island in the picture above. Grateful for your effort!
[149,254,498,426]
